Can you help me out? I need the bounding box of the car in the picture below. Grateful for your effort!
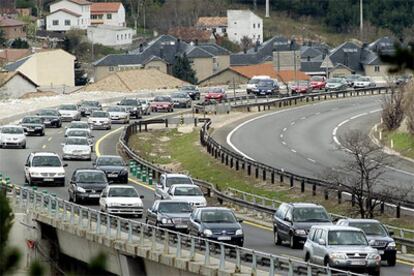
[58,104,81,122]
[325,78,348,91]
[64,129,94,149]
[310,76,326,90]
[345,74,362,87]
[146,200,193,232]
[204,87,227,103]
[61,137,92,161]
[88,111,111,130]
[155,173,194,200]
[138,99,151,115]
[150,96,174,112]
[20,116,45,136]
[252,79,279,96]
[165,184,207,207]
[273,203,332,248]
[107,106,130,124]
[68,169,108,203]
[304,225,381,275]
[65,121,91,135]
[78,100,102,117]
[336,219,397,266]
[117,98,142,119]
[94,155,128,183]
[188,207,244,247]
[289,80,312,95]
[393,74,412,86]
[99,185,144,217]
[24,152,67,186]
[246,75,271,94]
[37,109,62,128]
[180,85,200,100]
[0,125,26,149]
[354,76,376,89]
[171,91,192,108]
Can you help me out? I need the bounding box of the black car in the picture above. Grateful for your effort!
[37,109,62,128]
[68,169,109,203]
[336,219,397,266]
[20,116,45,136]
[180,85,201,100]
[78,100,102,117]
[146,200,193,232]
[188,207,244,247]
[273,203,332,248]
[252,79,279,96]
[117,98,142,119]
[94,155,128,183]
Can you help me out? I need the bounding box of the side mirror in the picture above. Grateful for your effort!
[284,217,291,223]
[92,162,96,166]
[63,163,68,167]
[318,239,326,246]
[168,192,173,196]
[194,218,200,223]
[140,195,144,199]
[116,103,120,105]
[237,218,244,223]
[101,194,106,198]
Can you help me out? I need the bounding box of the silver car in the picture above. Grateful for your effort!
[0,125,26,149]
[325,78,348,91]
[88,111,111,130]
[107,106,130,124]
[304,225,381,275]
[65,129,94,149]
[171,92,192,108]
[62,137,92,160]
[58,104,81,122]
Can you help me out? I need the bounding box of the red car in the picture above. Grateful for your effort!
[150,96,174,112]
[289,81,312,94]
[310,76,326,90]
[204,87,227,103]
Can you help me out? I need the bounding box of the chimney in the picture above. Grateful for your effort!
[139,43,143,53]
[177,38,181,52]
[254,40,259,52]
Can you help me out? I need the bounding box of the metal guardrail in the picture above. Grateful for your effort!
[1,183,363,276]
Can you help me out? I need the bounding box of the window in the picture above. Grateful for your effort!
[121,34,123,40]
[234,21,237,24]
[253,34,255,38]
[222,28,226,33]
[253,23,255,28]
[107,13,112,19]
[52,20,59,26]
[65,19,70,26]
[81,18,84,24]
[258,23,260,28]
[374,65,380,72]
[117,34,119,40]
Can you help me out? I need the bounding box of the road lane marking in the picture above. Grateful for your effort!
[301,116,306,120]
[281,141,287,145]
[95,127,124,157]
[283,127,287,132]
[280,134,283,138]
[129,177,155,191]
[307,158,316,163]
[290,121,295,126]
[291,149,296,153]
[397,259,414,266]
[48,137,52,141]
[57,130,63,134]
[42,145,46,149]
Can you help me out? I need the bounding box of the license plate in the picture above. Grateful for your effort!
[95,123,102,125]
[378,250,384,255]
[108,173,118,177]
[89,194,100,198]
[27,129,34,132]
[176,225,187,229]
[43,178,54,181]
[351,260,366,266]
[44,120,50,123]
[217,236,231,241]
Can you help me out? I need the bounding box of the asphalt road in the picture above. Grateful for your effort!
[0,100,412,275]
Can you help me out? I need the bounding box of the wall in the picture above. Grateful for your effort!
[94,66,112,82]
[272,51,301,71]
[190,57,213,83]
[215,55,230,73]
[227,10,263,44]
[46,11,79,31]
[330,67,353,78]
[87,26,133,46]
[144,60,168,74]
[0,74,36,98]
[50,0,90,29]
[199,69,248,86]
[1,25,26,40]
[364,64,391,77]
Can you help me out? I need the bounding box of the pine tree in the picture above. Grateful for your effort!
[172,53,197,84]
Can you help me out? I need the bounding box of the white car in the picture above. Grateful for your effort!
[0,125,26,149]
[155,173,194,199]
[64,129,94,149]
[107,106,130,124]
[58,104,81,122]
[354,77,376,89]
[166,184,207,207]
[62,137,92,160]
[139,99,151,115]
[88,111,111,130]
[65,121,91,136]
[99,185,144,217]
[24,152,67,186]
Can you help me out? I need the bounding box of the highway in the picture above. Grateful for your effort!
[0,98,412,275]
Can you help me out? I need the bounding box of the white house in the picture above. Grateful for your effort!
[195,16,227,36]
[46,0,91,31]
[87,25,132,47]
[227,10,263,44]
[90,2,125,27]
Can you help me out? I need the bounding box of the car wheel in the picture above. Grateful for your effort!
[368,268,380,276]
[289,234,298,249]
[274,229,281,245]
[324,257,330,267]
[21,143,26,149]
[387,257,396,266]
[40,131,45,136]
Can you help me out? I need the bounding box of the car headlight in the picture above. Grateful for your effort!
[330,253,347,260]
[161,218,172,224]
[57,172,65,177]
[386,242,396,249]
[203,229,213,237]
[30,172,41,177]
[133,107,137,111]
[295,229,307,235]
[76,187,86,193]
[368,253,381,261]
[235,229,243,236]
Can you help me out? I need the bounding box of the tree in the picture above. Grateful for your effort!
[380,42,414,73]
[74,60,88,86]
[172,53,197,84]
[11,38,29,49]
[0,29,6,47]
[381,86,404,131]
[240,36,252,54]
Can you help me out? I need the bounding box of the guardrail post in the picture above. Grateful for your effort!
[338,190,342,204]
[301,179,305,193]
[351,194,355,206]
[235,160,239,170]
[288,259,293,276]
[400,229,407,253]
[380,201,384,214]
[151,228,156,250]
[251,252,257,275]
[396,203,400,218]
[247,164,251,176]
[235,248,241,273]
[225,155,229,166]
[140,224,145,246]
[324,189,329,200]
[176,235,182,258]
[163,231,169,254]
[116,218,121,239]
[194,118,198,127]
[271,172,275,184]
[106,215,111,237]
[96,212,101,235]
[262,169,266,180]
[255,167,259,178]
[290,176,294,187]
[165,119,169,128]
[307,261,312,276]
[312,184,316,196]
[280,173,283,183]
[269,256,275,276]
[221,153,225,164]
[219,244,225,270]
[70,205,74,225]
[190,237,195,261]
[204,241,210,266]
[230,157,233,168]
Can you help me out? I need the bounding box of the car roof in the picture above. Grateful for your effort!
[66,136,88,140]
[285,202,324,208]
[311,225,363,232]
[164,173,191,178]
[197,207,232,212]
[107,185,134,189]
[74,168,105,173]
[97,155,122,159]
[2,124,23,128]
[155,199,191,204]
[340,218,380,224]
[171,184,199,188]
[31,151,59,156]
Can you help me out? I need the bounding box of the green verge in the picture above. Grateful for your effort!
[383,131,414,159]
[128,128,414,231]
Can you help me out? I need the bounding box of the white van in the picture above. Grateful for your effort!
[246,75,271,94]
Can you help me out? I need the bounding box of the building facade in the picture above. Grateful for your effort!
[227,10,263,44]
[46,0,91,31]
[87,25,133,47]
[90,2,125,26]
[0,72,38,99]
[0,17,26,40]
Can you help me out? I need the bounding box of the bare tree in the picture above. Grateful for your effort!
[240,36,253,54]
[402,82,414,134]
[381,86,404,131]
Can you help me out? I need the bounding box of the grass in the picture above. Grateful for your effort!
[383,131,414,159]
[128,128,414,231]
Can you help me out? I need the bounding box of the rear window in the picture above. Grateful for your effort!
[166,177,192,187]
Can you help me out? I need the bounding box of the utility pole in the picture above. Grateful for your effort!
[265,0,270,18]
[360,0,363,41]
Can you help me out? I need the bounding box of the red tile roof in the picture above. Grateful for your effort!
[91,2,121,13]
[0,49,31,63]
[168,27,212,43]
[0,17,26,27]
[49,8,81,17]
[231,64,309,83]
[196,17,227,28]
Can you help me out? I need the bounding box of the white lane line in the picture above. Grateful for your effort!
[315,112,321,115]
[290,121,295,126]
[48,137,52,141]
[282,141,287,145]
[42,145,46,149]
[350,112,367,120]
[291,149,297,153]
[280,134,283,139]
[283,127,287,132]
[307,158,316,163]
[301,116,306,120]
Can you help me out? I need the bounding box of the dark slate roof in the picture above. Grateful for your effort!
[327,41,363,72]
[301,61,323,72]
[93,54,146,66]
[230,53,271,66]
[36,30,65,40]
[197,44,230,56]
[368,36,396,53]
[186,46,213,58]
[4,56,31,71]
[301,46,323,59]
[361,48,381,65]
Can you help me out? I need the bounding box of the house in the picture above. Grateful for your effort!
[195,16,227,36]
[87,25,133,47]
[168,27,214,43]
[90,2,125,27]
[0,17,26,40]
[46,0,91,31]
[227,10,263,44]
[0,49,32,66]
[0,71,38,99]
[300,43,330,76]
[272,38,300,71]
[4,49,76,87]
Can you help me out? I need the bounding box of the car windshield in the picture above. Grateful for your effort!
[38,110,58,116]
[328,78,341,83]
[92,111,108,118]
[82,101,100,107]
[107,106,126,112]
[172,93,188,98]
[32,156,61,167]
[166,177,192,187]
[347,75,361,80]
[258,80,274,86]
[22,117,42,124]
[108,187,138,197]
[248,79,261,84]
[349,222,387,237]
[158,202,193,213]
[293,207,331,222]
[2,127,24,134]
[328,230,368,246]
[67,130,88,137]
[154,96,171,102]
[181,85,196,91]
[60,105,77,110]
[311,76,324,81]
[358,77,370,82]
[201,210,237,223]
[209,88,224,93]
[173,186,203,196]
[120,99,138,106]
[65,137,89,145]
[76,171,107,183]
[96,157,124,166]
[68,122,89,129]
